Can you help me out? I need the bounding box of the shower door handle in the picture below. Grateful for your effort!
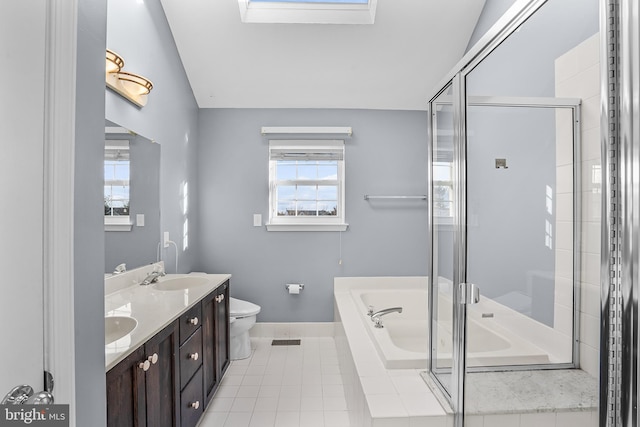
[459,283,480,305]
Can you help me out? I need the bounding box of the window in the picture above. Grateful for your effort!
[433,161,453,219]
[267,140,348,231]
[104,140,133,231]
[238,0,377,24]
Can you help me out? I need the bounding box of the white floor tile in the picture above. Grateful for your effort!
[197,410,228,426]
[254,397,279,412]
[224,412,252,427]
[236,385,260,398]
[230,397,257,412]
[249,411,276,427]
[209,337,352,427]
[300,411,325,427]
[277,396,301,412]
[274,411,300,427]
[210,397,234,412]
[301,396,324,411]
[323,410,350,427]
[259,385,281,398]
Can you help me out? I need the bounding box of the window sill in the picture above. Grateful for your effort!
[104,219,133,232]
[266,223,349,232]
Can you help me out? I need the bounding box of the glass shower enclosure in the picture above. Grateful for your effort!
[427,0,600,425]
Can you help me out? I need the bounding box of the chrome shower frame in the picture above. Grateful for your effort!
[426,1,592,425]
[600,0,640,426]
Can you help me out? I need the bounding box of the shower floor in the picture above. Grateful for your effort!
[425,369,597,417]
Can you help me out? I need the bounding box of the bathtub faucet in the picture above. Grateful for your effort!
[370,307,402,328]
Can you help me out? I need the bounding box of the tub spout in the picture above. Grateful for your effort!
[370,306,402,323]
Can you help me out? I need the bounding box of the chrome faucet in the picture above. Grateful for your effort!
[141,269,165,285]
[113,263,127,274]
[370,307,402,328]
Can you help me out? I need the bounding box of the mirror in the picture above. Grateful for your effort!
[104,120,161,273]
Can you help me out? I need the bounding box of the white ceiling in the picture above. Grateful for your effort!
[160,0,486,111]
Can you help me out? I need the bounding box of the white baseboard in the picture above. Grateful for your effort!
[249,322,335,338]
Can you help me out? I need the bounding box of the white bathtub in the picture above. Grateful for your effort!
[345,277,561,369]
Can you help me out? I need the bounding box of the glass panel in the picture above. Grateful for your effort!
[277,185,296,201]
[277,201,295,216]
[462,0,598,421]
[296,185,317,200]
[318,164,338,180]
[317,185,337,200]
[276,163,297,180]
[465,105,574,368]
[429,83,455,396]
[297,165,317,180]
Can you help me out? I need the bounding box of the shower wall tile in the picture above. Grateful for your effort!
[582,128,600,161]
[580,312,600,349]
[555,32,600,380]
[556,164,574,194]
[555,221,573,251]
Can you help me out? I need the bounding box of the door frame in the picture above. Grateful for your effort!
[43,0,78,417]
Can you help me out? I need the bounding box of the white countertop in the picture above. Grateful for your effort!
[105,273,231,371]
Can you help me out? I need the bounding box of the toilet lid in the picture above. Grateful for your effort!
[229,297,261,317]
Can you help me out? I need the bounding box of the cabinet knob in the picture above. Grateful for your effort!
[189,401,200,410]
[188,317,199,326]
[189,352,199,361]
[138,360,150,372]
[148,353,158,365]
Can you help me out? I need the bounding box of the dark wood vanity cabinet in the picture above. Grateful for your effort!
[178,305,204,427]
[106,320,179,427]
[106,281,230,427]
[202,280,230,407]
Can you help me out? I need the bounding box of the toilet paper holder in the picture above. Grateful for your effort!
[285,283,304,292]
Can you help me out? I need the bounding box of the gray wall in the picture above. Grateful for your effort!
[466,0,519,51]
[74,0,108,424]
[105,134,161,272]
[196,109,428,322]
[105,0,200,274]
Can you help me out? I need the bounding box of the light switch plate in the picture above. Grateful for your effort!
[253,214,262,227]
[136,214,145,227]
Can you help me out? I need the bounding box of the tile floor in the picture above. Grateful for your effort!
[197,337,351,427]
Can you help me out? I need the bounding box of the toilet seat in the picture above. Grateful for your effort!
[229,297,260,318]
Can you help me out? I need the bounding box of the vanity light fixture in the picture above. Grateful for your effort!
[105,49,154,108]
[106,49,124,74]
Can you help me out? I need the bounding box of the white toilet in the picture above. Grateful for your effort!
[229,297,261,360]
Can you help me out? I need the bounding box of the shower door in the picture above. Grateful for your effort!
[428,82,457,398]
[462,100,580,421]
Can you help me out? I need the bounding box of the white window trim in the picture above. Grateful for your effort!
[104,216,133,232]
[237,0,377,25]
[266,139,348,232]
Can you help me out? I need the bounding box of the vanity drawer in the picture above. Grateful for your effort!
[180,303,202,345]
[180,328,203,390]
[180,366,203,427]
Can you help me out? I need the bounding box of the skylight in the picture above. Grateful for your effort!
[238,0,377,24]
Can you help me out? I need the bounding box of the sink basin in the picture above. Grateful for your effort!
[105,316,137,345]
[153,276,209,291]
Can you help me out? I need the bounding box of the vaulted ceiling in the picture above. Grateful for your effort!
[160,0,486,110]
